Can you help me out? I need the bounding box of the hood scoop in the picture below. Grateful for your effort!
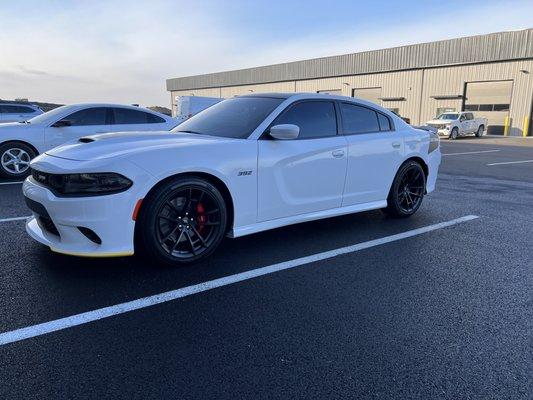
[79,137,95,143]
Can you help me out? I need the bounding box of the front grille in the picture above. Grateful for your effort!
[38,216,60,237]
[428,123,446,129]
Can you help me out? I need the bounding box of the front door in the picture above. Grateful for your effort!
[257,100,348,222]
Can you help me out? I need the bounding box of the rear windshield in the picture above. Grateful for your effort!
[172,97,284,139]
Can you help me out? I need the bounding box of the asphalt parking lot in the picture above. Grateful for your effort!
[0,136,532,399]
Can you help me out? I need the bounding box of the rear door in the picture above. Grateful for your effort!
[340,102,404,206]
[110,108,171,132]
[44,107,111,150]
[257,100,348,221]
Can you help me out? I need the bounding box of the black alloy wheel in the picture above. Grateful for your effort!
[383,161,426,218]
[138,177,227,265]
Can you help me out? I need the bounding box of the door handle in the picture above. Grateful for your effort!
[332,150,345,158]
[392,142,401,148]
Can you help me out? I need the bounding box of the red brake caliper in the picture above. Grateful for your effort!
[196,203,207,233]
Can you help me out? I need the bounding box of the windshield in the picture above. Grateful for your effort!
[27,105,70,124]
[436,113,459,120]
[172,97,284,139]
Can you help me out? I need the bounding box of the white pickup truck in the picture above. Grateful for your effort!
[426,112,487,140]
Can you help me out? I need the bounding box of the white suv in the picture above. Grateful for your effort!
[0,103,180,179]
[0,103,43,123]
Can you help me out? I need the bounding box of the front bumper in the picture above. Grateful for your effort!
[23,177,137,257]
[437,128,450,137]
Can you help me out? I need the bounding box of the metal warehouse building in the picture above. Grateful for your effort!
[167,29,533,136]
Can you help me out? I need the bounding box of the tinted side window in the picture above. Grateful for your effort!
[113,108,163,124]
[147,113,166,123]
[65,108,108,126]
[274,101,337,139]
[1,105,35,114]
[340,103,379,134]
[465,113,474,120]
[377,113,392,131]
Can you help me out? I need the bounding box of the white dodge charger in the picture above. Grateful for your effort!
[23,93,441,265]
[0,103,178,179]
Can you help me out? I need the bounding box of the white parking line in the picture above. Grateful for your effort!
[441,150,500,156]
[0,181,24,186]
[0,216,29,223]
[0,214,478,346]
[487,159,533,166]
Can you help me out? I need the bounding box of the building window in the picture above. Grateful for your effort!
[436,107,456,117]
[317,89,341,95]
[462,104,510,112]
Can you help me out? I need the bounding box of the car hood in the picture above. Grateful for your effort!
[44,131,236,161]
[427,119,454,124]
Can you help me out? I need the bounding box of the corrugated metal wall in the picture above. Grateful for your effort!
[420,59,533,134]
[168,30,533,135]
[171,59,533,135]
[167,29,532,91]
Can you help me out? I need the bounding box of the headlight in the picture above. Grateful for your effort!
[32,170,132,196]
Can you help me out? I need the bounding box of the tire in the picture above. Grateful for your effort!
[449,127,458,140]
[382,160,426,218]
[475,125,484,138]
[137,176,228,266]
[0,142,36,179]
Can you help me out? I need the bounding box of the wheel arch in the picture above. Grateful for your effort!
[0,140,40,156]
[137,171,235,233]
[403,156,429,180]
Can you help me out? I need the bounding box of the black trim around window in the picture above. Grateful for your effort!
[338,101,395,136]
[261,99,340,140]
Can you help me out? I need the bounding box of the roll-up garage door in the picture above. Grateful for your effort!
[353,87,382,105]
[464,81,513,135]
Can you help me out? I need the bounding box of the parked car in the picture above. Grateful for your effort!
[23,93,441,265]
[0,103,43,123]
[174,95,223,121]
[426,112,487,139]
[0,103,180,178]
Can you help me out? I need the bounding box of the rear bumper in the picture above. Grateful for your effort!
[426,149,441,194]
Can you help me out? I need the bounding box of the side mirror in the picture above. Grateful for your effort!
[269,124,300,140]
[52,119,72,127]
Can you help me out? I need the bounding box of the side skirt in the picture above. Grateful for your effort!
[229,200,387,238]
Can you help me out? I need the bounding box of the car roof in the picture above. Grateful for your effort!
[238,92,401,117]
[58,103,170,117]
[237,92,381,106]
[239,93,294,99]
[0,102,40,108]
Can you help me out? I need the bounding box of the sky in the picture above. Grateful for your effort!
[0,0,532,107]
